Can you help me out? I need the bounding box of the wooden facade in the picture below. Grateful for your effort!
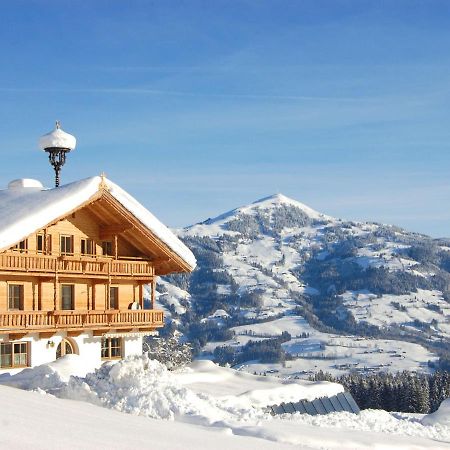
[0,190,176,342]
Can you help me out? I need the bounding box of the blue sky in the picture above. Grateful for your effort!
[1,1,450,236]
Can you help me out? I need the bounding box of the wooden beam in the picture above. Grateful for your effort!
[139,283,143,309]
[99,225,132,240]
[107,262,111,309]
[38,280,42,311]
[9,333,27,340]
[54,272,59,310]
[93,330,107,337]
[151,278,156,309]
[67,330,83,337]
[151,257,171,264]
[32,280,36,311]
[92,282,96,310]
[39,332,56,339]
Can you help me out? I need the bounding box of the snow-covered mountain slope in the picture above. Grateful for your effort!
[186,193,331,237]
[157,193,450,375]
[1,355,449,450]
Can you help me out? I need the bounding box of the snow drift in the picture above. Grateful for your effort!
[1,355,450,448]
[1,355,341,423]
[422,398,450,426]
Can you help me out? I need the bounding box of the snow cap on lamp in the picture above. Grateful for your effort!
[39,121,76,187]
[39,121,76,151]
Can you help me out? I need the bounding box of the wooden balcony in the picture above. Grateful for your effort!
[0,252,154,279]
[0,309,164,335]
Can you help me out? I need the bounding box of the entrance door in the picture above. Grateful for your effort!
[56,339,75,359]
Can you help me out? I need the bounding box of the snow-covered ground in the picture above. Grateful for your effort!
[341,289,450,340]
[1,355,449,449]
[201,316,438,377]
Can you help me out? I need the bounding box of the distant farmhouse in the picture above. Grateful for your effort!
[0,124,196,373]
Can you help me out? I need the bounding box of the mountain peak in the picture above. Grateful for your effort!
[253,193,290,203]
[187,193,332,231]
[247,193,328,220]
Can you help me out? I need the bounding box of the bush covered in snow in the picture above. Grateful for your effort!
[144,333,192,370]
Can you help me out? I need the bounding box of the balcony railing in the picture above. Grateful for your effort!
[0,309,164,333]
[0,253,154,277]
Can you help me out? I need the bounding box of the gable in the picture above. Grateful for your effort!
[84,192,193,274]
[0,176,196,273]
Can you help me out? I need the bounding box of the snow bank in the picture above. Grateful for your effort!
[0,355,341,424]
[62,356,213,420]
[281,409,450,444]
[175,360,343,407]
[1,355,267,422]
[0,385,292,450]
[1,356,450,448]
[0,354,97,390]
[422,398,450,426]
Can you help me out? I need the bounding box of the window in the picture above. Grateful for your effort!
[60,235,73,255]
[37,234,44,253]
[109,286,119,309]
[13,239,27,253]
[102,241,112,256]
[101,337,122,359]
[61,284,74,310]
[8,284,23,310]
[81,238,95,255]
[37,234,51,254]
[0,342,29,368]
[56,339,75,359]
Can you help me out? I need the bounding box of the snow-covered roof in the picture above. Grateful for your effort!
[38,123,76,151]
[0,176,196,270]
[211,309,230,318]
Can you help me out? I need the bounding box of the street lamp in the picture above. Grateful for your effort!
[39,121,76,187]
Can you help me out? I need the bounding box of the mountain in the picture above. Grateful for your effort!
[155,194,450,377]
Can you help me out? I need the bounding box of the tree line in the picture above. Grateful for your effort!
[310,370,450,413]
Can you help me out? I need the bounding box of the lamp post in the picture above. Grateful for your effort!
[39,121,76,187]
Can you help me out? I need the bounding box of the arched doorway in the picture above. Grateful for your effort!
[56,338,78,359]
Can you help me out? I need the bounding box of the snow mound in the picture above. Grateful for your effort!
[281,409,450,443]
[1,356,450,448]
[0,355,344,424]
[0,355,99,391]
[63,356,217,420]
[8,178,44,189]
[177,360,343,407]
[422,398,450,426]
[1,355,269,422]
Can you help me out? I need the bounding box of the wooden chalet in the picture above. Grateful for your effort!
[0,174,196,372]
